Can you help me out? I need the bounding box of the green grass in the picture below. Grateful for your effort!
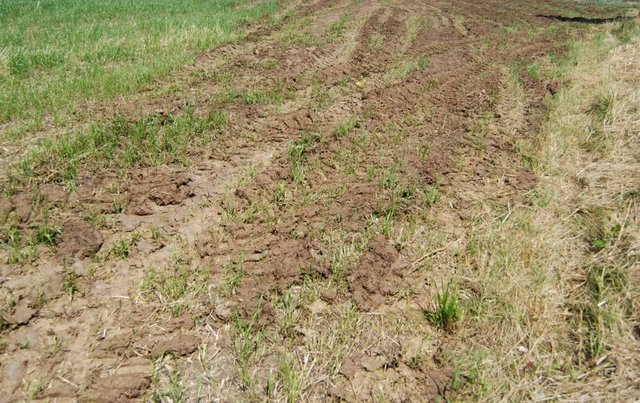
[62,269,80,300]
[280,356,300,403]
[110,239,130,259]
[288,133,320,186]
[0,0,278,129]
[17,109,226,185]
[35,222,61,246]
[326,15,348,40]
[232,303,264,388]
[426,281,461,330]
[141,257,199,316]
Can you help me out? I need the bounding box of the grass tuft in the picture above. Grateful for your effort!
[426,281,461,330]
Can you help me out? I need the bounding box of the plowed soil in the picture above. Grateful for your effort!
[0,0,618,400]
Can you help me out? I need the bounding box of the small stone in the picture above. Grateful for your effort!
[308,299,327,315]
[58,220,103,259]
[0,198,14,224]
[214,304,232,322]
[2,359,27,386]
[339,356,358,379]
[321,288,337,302]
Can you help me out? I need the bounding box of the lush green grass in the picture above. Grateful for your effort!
[0,0,278,129]
[14,109,227,187]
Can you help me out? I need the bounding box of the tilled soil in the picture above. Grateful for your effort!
[0,0,612,400]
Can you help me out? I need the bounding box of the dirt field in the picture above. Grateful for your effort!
[1,0,639,401]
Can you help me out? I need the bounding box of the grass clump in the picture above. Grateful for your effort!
[326,15,348,40]
[110,239,130,259]
[1,225,35,263]
[280,356,300,403]
[333,117,356,140]
[611,18,639,44]
[426,282,461,330]
[62,269,80,300]
[223,256,245,296]
[35,223,61,247]
[575,264,628,364]
[287,133,320,186]
[591,91,615,124]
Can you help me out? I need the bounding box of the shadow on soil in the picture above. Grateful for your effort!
[537,14,635,24]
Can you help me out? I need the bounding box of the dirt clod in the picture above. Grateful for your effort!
[5,303,36,326]
[128,169,193,215]
[88,373,151,402]
[150,334,200,358]
[57,219,103,259]
[321,288,338,302]
[349,236,402,311]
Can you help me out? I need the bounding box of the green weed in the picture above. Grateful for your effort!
[274,182,287,204]
[591,92,615,124]
[1,226,36,264]
[422,181,440,208]
[141,259,193,316]
[277,288,298,337]
[334,117,356,139]
[288,133,320,186]
[590,224,621,251]
[326,16,348,39]
[369,33,385,48]
[418,54,430,70]
[280,357,300,403]
[527,62,540,79]
[16,110,227,183]
[35,223,61,247]
[223,256,245,296]
[612,19,638,44]
[62,270,80,300]
[110,239,130,259]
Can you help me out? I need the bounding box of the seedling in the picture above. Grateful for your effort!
[63,270,80,300]
[274,182,287,204]
[422,182,440,208]
[110,239,130,259]
[223,256,245,296]
[418,54,430,70]
[334,118,356,140]
[278,288,297,337]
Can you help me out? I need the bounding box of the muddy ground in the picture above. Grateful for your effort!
[0,0,624,401]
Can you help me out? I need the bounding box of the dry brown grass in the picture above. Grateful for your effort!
[435,24,640,401]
